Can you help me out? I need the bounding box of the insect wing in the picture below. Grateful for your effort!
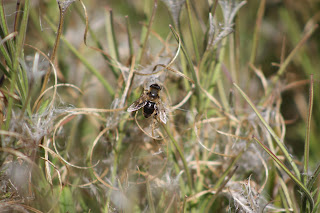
[157,102,167,124]
[127,95,148,112]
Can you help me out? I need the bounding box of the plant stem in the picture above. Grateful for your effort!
[161,122,193,193]
[185,0,200,63]
[5,0,30,130]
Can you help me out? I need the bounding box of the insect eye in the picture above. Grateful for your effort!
[150,84,161,90]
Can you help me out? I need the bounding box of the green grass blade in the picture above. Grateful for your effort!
[44,15,115,96]
[253,136,314,211]
[105,9,121,76]
[213,150,243,190]
[74,2,119,78]
[0,31,15,70]
[5,0,30,130]
[0,0,14,62]
[161,122,193,193]
[307,164,320,191]
[249,0,265,64]
[106,10,120,61]
[205,165,238,213]
[0,61,9,77]
[61,36,115,96]
[303,164,320,213]
[169,26,200,101]
[137,0,157,64]
[234,83,300,179]
[313,185,320,213]
[125,16,134,58]
[304,75,313,185]
[185,0,200,62]
[0,32,15,75]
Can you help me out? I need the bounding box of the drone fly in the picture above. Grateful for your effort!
[127,83,167,124]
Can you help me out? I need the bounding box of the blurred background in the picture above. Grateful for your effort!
[1,0,320,212]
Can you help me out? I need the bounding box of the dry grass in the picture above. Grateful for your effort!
[0,0,320,212]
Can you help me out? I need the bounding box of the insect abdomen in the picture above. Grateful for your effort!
[143,101,156,118]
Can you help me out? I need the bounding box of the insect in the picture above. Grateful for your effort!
[127,83,167,124]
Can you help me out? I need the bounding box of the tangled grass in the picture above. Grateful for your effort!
[0,0,319,212]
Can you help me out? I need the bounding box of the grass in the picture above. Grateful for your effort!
[0,0,320,212]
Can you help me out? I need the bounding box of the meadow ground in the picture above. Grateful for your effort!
[0,0,320,212]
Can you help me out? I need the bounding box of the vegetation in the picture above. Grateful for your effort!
[0,0,319,212]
